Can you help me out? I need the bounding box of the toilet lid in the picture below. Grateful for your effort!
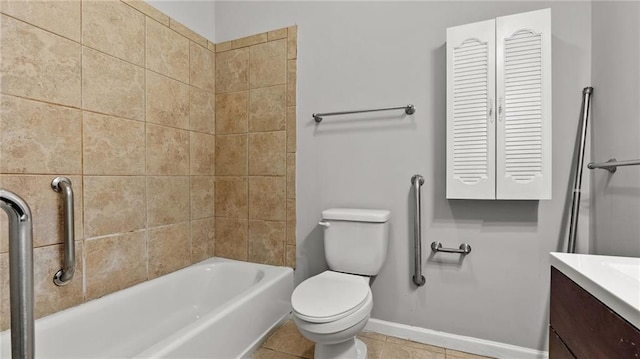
[292,271,370,323]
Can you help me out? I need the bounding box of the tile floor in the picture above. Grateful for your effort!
[253,320,494,359]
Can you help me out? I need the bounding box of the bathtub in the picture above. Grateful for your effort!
[1,257,293,358]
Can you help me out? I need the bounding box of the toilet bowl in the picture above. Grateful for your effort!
[292,271,373,359]
[291,208,390,359]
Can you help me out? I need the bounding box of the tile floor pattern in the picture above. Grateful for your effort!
[253,321,494,359]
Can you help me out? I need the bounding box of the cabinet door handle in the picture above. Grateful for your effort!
[497,97,505,121]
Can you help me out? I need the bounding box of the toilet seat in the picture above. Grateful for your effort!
[292,271,371,324]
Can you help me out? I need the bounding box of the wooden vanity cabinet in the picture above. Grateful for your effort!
[550,267,640,358]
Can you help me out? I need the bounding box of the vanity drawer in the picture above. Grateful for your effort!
[550,267,640,358]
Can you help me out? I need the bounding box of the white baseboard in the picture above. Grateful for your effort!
[365,318,548,359]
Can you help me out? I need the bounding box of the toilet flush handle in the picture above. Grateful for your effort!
[318,221,331,228]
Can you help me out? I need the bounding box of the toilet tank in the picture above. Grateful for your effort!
[321,208,391,276]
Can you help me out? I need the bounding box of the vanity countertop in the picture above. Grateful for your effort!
[550,252,640,330]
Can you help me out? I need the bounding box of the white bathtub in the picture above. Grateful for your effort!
[1,257,293,358]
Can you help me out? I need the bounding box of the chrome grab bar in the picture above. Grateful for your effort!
[51,177,75,286]
[567,87,593,254]
[0,189,35,359]
[313,104,415,123]
[411,174,425,287]
[431,241,472,255]
[587,158,640,173]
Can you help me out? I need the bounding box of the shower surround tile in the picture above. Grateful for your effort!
[0,0,81,41]
[285,245,296,268]
[146,18,189,83]
[85,231,148,300]
[286,199,296,246]
[0,3,295,327]
[146,176,190,227]
[249,132,286,176]
[148,223,191,279]
[146,124,190,175]
[287,106,297,153]
[215,177,248,218]
[287,153,296,199]
[249,40,287,89]
[84,176,146,238]
[215,26,296,267]
[0,95,82,174]
[146,70,190,129]
[249,85,286,132]
[82,47,145,121]
[215,134,248,176]
[287,26,297,60]
[0,14,81,107]
[121,0,169,26]
[191,217,215,262]
[216,48,249,93]
[190,42,216,92]
[249,220,285,266]
[82,0,145,66]
[190,132,216,175]
[82,112,145,175]
[215,218,248,261]
[190,176,216,220]
[232,33,268,49]
[215,41,233,53]
[268,28,288,41]
[170,18,208,47]
[287,59,297,106]
[190,87,216,134]
[249,177,285,221]
[216,91,249,134]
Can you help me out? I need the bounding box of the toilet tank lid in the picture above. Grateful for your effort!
[322,208,391,223]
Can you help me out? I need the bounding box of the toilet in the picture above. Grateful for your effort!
[291,208,390,359]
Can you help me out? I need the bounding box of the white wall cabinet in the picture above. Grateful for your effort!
[446,9,551,200]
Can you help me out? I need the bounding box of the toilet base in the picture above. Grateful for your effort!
[314,338,368,359]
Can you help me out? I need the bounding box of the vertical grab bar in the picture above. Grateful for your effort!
[0,189,35,359]
[567,87,593,254]
[411,174,425,287]
[51,177,75,286]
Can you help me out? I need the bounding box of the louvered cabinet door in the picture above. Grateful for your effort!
[496,9,552,199]
[446,19,496,199]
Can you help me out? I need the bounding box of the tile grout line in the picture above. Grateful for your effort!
[143,13,150,282]
[79,0,88,304]
[187,31,194,265]
[0,11,79,44]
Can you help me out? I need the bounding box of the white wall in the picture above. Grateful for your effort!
[591,2,640,256]
[145,0,215,41]
[216,1,592,352]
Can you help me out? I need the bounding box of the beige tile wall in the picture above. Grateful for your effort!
[0,0,297,330]
[0,0,217,329]
[215,27,297,268]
